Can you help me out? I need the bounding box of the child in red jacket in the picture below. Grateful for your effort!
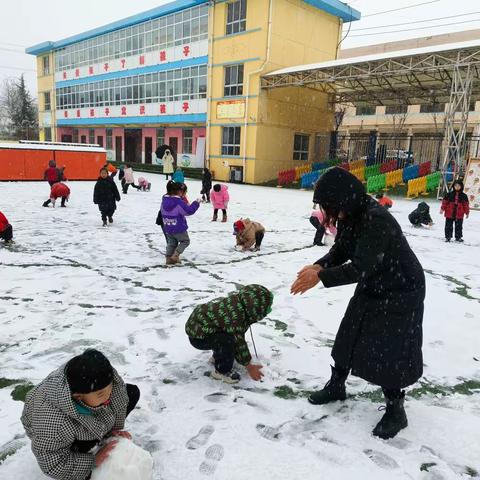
[441,179,470,242]
[43,182,71,208]
[0,211,13,243]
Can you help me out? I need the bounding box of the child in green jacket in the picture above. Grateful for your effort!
[185,284,273,384]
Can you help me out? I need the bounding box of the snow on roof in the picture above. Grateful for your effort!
[0,142,106,153]
[265,38,480,77]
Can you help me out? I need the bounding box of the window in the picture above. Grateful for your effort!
[420,103,445,113]
[224,64,244,97]
[55,64,207,110]
[44,127,52,142]
[54,4,209,72]
[43,92,51,111]
[226,0,247,35]
[157,128,165,147]
[89,129,95,144]
[356,105,376,116]
[42,56,50,76]
[106,129,113,149]
[385,105,408,115]
[222,126,241,156]
[293,134,309,161]
[183,128,193,153]
[73,129,79,143]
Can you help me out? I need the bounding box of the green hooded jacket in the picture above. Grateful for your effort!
[185,284,273,365]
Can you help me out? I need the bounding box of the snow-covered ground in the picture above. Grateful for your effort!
[1,175,480,480]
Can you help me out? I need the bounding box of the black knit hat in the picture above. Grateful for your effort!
[65,349,114,394]
[313,167,367,216]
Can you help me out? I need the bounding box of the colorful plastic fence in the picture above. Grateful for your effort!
[365,164,381,179]
[295,165,311,181]
[407,176,427,197]
[350,167,365,182]
[380,160,397,174]
[426,171,441,192]
[419,161,432,177]
[385,169,403,188]
[367,173,386,193]
[402,164,420,183]
[349,159,365,171]
[278,169,296,186]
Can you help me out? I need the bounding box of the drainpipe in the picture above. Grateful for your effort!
[206,1,216,171]
[242,0,273,183]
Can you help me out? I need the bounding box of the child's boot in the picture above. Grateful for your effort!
[372,390,408,439]
[222,212,227,223]
[42,200,50,207]
[211,370,241,384]
[211,212,218,222]
[108,216,113,223]
[308,365,348,405]
[171,251,181,264]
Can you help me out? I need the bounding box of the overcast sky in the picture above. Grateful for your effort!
[1,0,479,97]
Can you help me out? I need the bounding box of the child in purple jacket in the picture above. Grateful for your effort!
[160,182,200,265]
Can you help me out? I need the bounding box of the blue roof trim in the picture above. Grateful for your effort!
[55,56,208,88]
[26,0,208,55]
[57,113,206,126]
[303,1,360,22]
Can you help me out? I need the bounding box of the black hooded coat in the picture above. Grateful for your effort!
[313,168,425,389]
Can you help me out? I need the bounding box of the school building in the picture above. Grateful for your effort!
[26,0,360,184]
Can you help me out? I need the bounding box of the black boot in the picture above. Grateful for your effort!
[308,365,348,405]
[372,390,408,439]
[42,200,51,207]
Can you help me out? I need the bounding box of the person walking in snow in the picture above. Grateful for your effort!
[201,168,212,203]
[291,167,425,440]
[310,204,337,246]
[210,183,230,222]
[94,167,121,226]
[440,179,470,242]
[160,181,200,265]
[408,201,433,227]
[21,349,140,480]
[43,160,62,187]
[43,182,70,208]
[0,211,13,243]
[122,164,139,194]
[234,218,265,252]
[186,284,273,384]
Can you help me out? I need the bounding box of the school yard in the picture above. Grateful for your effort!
[1,175,479,479]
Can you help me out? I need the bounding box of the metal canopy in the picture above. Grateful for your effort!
[262,39,480,195]
[261,39,480,106]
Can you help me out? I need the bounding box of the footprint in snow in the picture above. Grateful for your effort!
[186,425,215,450]
[199,444,224,476]
[388,437,412,450]
[204,392,229,403]
[256,423,281,441]
[363,449,400,470]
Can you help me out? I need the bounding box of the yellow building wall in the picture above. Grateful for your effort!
[36,52,56,141]
[207,0,341,184]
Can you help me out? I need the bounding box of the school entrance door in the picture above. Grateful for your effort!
[125,129,142,163]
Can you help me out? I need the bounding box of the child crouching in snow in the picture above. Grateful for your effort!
[43,182,70,208]
[186,285,273,384]
[0,211,13,243]
[310,204,337,246]
[137,177,151,191]
[408,202,433,228]
[21,349,140,480]
[160,181,200,265]
[234,218,265,252]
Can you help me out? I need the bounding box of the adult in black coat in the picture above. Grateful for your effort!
[93,168,121,226]
[201,168,212,203]
[291,167,425,439]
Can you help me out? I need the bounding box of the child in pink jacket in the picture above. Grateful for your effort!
[210,184,230,222]
[310,204,337,246]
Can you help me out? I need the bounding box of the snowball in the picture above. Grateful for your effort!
[91,438,153,480]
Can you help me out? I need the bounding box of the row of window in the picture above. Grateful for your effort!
[70,127,194,153]
[55,5,209,72]
[355,101,477,116]
[55,65,207,109]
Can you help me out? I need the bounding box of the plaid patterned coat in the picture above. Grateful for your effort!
[185,284,273,365]
[21,365,129,480]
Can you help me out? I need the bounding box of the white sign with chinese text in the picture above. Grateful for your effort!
[55,40,208,83]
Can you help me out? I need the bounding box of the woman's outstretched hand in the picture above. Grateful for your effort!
[291,265,322,295]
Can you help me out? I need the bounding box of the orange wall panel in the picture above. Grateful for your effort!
[0,148,106,181]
